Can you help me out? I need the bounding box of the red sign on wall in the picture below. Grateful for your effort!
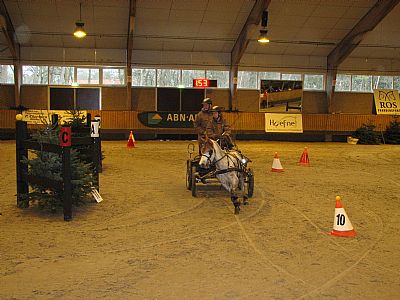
[60,127,71,147]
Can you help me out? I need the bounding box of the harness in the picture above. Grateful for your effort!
[201,149,244,177]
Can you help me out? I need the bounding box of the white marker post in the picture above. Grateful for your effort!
[91,120,100,138]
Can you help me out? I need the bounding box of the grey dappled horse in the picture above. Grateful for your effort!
[199,138,248,214]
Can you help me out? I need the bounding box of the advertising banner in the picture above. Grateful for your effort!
[265,113,303,133]
[138,111,197,128]
[22,110,87,125]
[373,89,400,115]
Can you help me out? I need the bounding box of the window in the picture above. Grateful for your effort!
[304,74,324,90]
[238,71,258,89]
[76,88,101,110]
[157,69,180,87]
[394,76,400,91]
[77,68,99,84]
[132,68,156,87]
[0,65,14,84]
[22,65,48,85]
[103,68,125,85]
[50,87,100,110]
[335,74,351,91]
[206,70,229,88]
[373,76,393,89]
[258,72,280,89]
[49,66,74,85]
[352,75,372,92]
[259,72,280,80]
[181,70,205,88]
[281,73,301,81]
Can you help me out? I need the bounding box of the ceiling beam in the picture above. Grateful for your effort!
[230,0,270,110]
[231,0,270,67]
[127,0,136,65]
[126,0,136,110]
[327,0,400,70]
[0,0,20,60]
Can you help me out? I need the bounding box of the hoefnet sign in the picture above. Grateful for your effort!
[265,113,303,133]
[138,111,197,128]
[373,89,400,115]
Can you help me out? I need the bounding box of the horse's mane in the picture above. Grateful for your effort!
[209,139,225,157]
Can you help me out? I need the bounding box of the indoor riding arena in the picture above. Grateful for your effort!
[1,1,400,299]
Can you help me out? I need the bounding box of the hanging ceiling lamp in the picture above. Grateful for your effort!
[257,10,270,44]
[73,3,86,38]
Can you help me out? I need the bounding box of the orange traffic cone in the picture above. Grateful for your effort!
[298,147,310,166]
[127,131,136,148]
[271,152,284,172]
[329,196,356,237]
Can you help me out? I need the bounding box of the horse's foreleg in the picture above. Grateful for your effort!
[230,174,240,214]
[231,194,240,214]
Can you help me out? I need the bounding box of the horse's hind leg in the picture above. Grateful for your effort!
[239,174,249,205]
[231,195,240,214]
[243,195,249,205]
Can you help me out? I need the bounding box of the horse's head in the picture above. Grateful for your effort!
[199,137,216,168]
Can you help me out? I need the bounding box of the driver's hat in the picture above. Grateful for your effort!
[210,106,224,112]
[202,98,212,105]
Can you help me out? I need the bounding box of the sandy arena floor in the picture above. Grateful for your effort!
[0,140,400,299]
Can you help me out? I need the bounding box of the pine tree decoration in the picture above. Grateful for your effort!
[384,118,400,144]
[352,122,381,145]
[64,109,87,132]
[21,114,95,212]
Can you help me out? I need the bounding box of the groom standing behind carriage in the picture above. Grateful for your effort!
[194,98,213,153]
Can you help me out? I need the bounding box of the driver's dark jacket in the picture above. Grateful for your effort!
[206,116,231,140]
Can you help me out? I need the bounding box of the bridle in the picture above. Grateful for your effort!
[200,142,228,167]
[200,148,214,166]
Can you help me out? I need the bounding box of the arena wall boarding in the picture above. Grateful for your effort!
[0,85,394,141]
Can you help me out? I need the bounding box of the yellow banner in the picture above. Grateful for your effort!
[22,110,87,125]
[265,113,303,133]
[373,89,400,115]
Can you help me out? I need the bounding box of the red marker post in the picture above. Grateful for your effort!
[60,126,72,221]
[60,127,71,147]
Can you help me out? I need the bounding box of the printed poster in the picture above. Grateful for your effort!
[373,89,400,115]
[265,113,303,133]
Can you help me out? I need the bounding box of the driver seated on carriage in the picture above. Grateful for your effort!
[206,106,235,150]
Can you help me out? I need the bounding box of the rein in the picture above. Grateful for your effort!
[201,143,241,173]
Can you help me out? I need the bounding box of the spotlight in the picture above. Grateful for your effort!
[73,3,86,38]
[258,29,270,43]
[258,10,270,44]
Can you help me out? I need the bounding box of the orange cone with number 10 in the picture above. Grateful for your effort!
[127,131,136,148]
[271,152,284,172]
[329,196,356,237]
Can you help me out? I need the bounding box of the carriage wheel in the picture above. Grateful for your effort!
[191,171,198,197]
[246,169,254,198]
[186,160,192,190]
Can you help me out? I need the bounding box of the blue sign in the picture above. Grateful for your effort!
[138,111,197,128]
